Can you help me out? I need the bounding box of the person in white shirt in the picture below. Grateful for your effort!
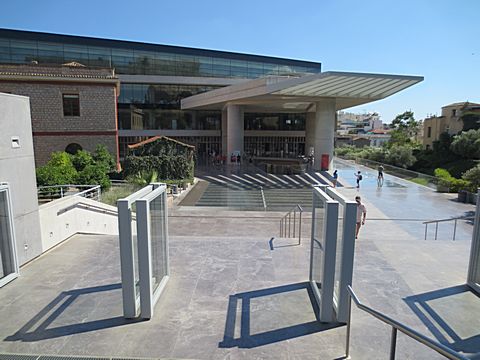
[355,195,367,239]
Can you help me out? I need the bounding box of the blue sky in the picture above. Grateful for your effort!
[1,0,479,123]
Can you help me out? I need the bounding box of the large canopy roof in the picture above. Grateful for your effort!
[181,71,423,112]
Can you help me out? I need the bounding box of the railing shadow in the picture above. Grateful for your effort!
[219,282,342,349]
[5,283,141,342]
[404,284,480,357]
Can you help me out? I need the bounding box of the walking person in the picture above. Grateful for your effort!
[355,195,367,239]
[332,170,338,188]
[377,165,384,187]
[354,171,363,189]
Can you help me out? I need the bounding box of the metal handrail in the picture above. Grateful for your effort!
[423,215,474,240]
[279,204,303,244]
[38,184,101,201]
[345,286,468,360]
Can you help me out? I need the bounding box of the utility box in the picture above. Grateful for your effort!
[321,154,329,171]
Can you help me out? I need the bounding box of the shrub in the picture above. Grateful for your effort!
[434,168,471,193]
[93,144,117,172]
[385,144,416,168]
[76,164,111,190]
[36,152,77,186]
[462,165,480,192]
[71,150,93,172]
[123,155,194,180]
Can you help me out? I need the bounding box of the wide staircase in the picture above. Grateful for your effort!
[184,167,334,211]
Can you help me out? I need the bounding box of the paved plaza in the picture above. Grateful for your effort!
[0,160,479,359]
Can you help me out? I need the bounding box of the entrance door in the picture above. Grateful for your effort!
[0,184,19,288]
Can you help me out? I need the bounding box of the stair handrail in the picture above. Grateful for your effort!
[279,204,303,244]
[345,286,468,360]
[423,215,474,240]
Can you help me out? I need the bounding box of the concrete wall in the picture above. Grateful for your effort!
[39,196,121,251]
[0,93,42,265]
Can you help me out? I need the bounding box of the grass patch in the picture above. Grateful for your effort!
[408,177,430,186]
[100,184,141,206]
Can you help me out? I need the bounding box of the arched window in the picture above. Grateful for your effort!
[65,143,83,155]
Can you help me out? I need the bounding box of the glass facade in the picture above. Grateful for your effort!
[244,112,306,131]
[244,136,305,158]
[0,29,322,159]
[0,30,321,78]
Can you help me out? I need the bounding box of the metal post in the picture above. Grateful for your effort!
[288,213,291,237]
[345,294,352,359]
[389,327,397,360]
[453,219,457,241]
[435,222,438,240]
[285,216,287,237]
[299,211,302,245]
[293,210,296,239]
[280,219,283,237]
[60,187,64,198]
[424,224,428,240]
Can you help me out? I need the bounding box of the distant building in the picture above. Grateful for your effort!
[337,111,382,135]
[423,102,480,150]
[0,63,120,166]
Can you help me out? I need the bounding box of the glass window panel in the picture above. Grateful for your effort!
[0,190,15,281]
[149,193,165,292]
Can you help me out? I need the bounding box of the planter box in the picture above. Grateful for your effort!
[467,192,478,205]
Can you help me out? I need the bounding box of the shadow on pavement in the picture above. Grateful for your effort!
[5,283,142,342]
[219,282,343,349]
[404,284,480,357]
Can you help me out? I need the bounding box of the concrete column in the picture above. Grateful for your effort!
[221,109,227,156]
[305,99,336,171]
[226,104,244,163]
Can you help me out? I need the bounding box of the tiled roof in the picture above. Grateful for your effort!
[444,101,480,108]
[128,136,195,149]
[0,63,117,80]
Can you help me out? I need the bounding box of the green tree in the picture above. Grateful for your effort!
[385,144,416,168]
[450,129,480,159]
[36,152,77,186]
[389,111,420,146]
[92,144,116,172]
[71,150,94,172]
[462,165,480,191]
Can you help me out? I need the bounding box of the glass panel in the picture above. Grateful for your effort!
[149,191,167,293]
[0,190,14,281]
[311,194,325,290]
[334,202,345,301]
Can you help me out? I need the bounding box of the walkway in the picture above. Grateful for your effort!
[0,159,479,359]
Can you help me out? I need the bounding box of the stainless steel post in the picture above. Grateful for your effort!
[453,219,457,241]
[424,224,428,240]
[389,327,397,360]
[288,213,291,237]
[293,210,296,239]
[299,211,302,245]
[345,294,352,359]
[435,222,438,240]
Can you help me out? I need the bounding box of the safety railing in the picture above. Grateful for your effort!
[37,184,101,202]
[345,286,468,360]
[423,216,474,240]
[279,204,303,244]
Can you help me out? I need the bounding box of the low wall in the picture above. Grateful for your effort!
[39,196,122,252]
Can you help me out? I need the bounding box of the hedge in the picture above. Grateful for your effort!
[123,155,194,180]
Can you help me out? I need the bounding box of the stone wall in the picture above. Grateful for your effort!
[0,82,117,166]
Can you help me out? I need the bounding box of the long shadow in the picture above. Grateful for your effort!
[219,282,342,349]
[5,283,141,342]
[404,284,480,356]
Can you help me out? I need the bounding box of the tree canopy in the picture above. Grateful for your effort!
[450,129,480,159]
